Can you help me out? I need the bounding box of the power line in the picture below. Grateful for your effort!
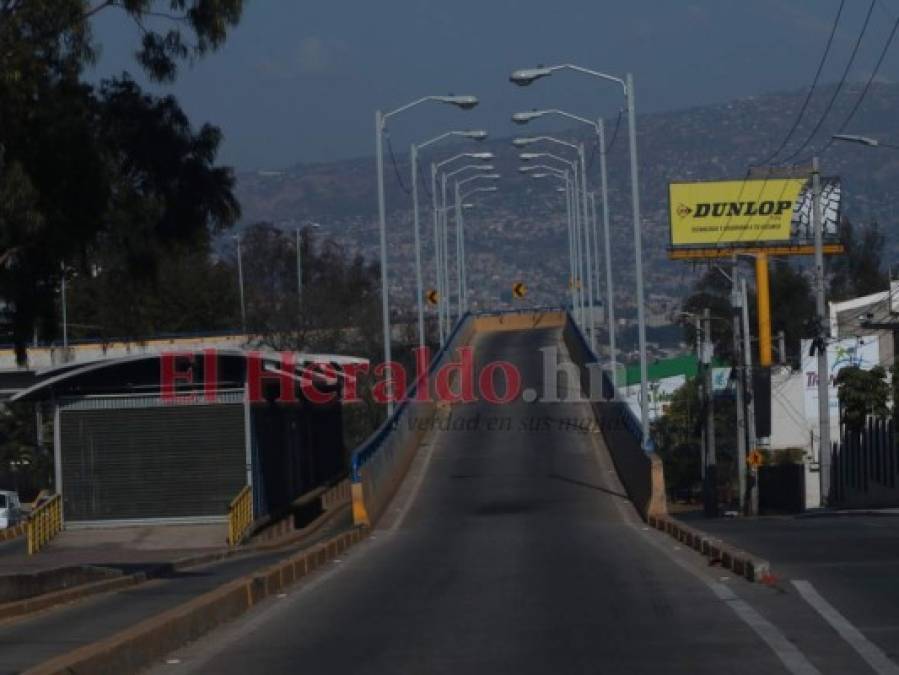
[385,132,411,195]
[780,0,877,164]
[756,0,846,166]
[805,11,899,161]
[606,108,623,153]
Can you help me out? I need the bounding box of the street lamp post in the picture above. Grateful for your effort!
[511,64,651,450]
[431,152,494,342]
[516,135,594,350]
[439,162,495,329]
[375,95,478,415]
[525,166,576,312]
[454,176,500,315]
[295,221,321,317]
[520,149,584,324]
[411,131,487,350]
[234,235,246,334]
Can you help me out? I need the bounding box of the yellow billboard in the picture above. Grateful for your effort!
[668,178,840,247]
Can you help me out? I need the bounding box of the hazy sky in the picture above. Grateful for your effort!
[89,0,899,170]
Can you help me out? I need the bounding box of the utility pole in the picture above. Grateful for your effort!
[60,262,68,349]
[702,308,717,517]
[731,264,747,514]
[812,157,831,504]
[235,236,247,334]
[742,277,759,516]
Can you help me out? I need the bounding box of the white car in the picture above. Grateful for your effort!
[0,490,23,530]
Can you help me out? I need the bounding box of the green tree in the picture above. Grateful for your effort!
[0,1,246,360]
[835,365,890,433]
[829,218,889,302]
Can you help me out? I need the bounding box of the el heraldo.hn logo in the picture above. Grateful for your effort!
[676,198,794,219]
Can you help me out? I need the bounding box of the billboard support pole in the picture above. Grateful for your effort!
[813,156,831,505]
[742,277,759,516]
[731,260,748,514]
[756,252,772,367]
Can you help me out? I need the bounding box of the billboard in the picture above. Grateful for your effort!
[668,177,840,248]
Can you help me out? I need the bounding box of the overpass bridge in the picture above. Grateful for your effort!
[145,310,873,675]
[5,310,891,674]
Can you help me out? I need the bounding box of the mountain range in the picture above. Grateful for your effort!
[234,82,899,321]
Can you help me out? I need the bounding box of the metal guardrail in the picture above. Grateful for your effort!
[26,494,63,555]
[227,485,253,547]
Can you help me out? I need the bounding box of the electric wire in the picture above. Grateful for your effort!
[385,132,412,195]
[756,0,846,166]
[780,0,877,164]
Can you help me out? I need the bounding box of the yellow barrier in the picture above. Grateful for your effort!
[26,494,63,555]
[227,485,253,547]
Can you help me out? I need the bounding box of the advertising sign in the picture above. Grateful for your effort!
[668,177,840,248]
[801,336,880,424]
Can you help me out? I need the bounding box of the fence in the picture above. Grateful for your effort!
[227,485,253,546]
[830,417,899,508]
[26,494,63,555]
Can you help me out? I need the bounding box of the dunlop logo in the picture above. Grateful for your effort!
[691,200,793,218]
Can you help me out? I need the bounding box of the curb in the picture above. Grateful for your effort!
[647,514,771,582]
[0,523,26,544]
[0,572,147,623]
[23,526,369,675]
[0,501,352,623]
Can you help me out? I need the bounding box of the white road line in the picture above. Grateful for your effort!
[793,579,899,675]
[583,404,822,675]
[710,583,822,675]
[389,414,444,533]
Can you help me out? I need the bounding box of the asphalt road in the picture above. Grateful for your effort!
[156,327,891,675]
[681,511,899,666]
[0,512,352,675]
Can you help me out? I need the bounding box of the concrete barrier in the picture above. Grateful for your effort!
[0,523,25,544]
[24,527,369,675]
[647,514,771,582]
[0,572,146,622]
[0,565,123,604]
[472,309,565,333]
[562,314,667,520]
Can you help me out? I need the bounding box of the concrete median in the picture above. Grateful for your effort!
[24,526,369,675]
[561,315,667,520]
[647,514,771,582]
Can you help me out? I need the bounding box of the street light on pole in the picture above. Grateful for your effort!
[450,186,499,311]
[526,167,577,312]
[513,109,616,370]
[296,221,321,317]
[432,152,494,342]
[454,175,500,316]
[438,161,496,330]
[520,150,585,324]
[511,63,651,451]
[234,235,246,334]
[411,131,488,350]
[375,94,479,415]
[516,135,594,349]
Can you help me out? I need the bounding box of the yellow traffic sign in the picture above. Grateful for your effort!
[512,282,527,299]
[426,289,439,306]
[747,449,764,469]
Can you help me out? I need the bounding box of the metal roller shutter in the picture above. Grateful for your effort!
[60,402,246,522]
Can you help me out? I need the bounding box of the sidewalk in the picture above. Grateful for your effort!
[0,523,230,576]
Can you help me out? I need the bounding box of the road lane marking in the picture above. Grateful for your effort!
[792,579,899,675]
[582,404,821,675]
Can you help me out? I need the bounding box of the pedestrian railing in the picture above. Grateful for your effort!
[26,493,63,555]
[227,485,253,546]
